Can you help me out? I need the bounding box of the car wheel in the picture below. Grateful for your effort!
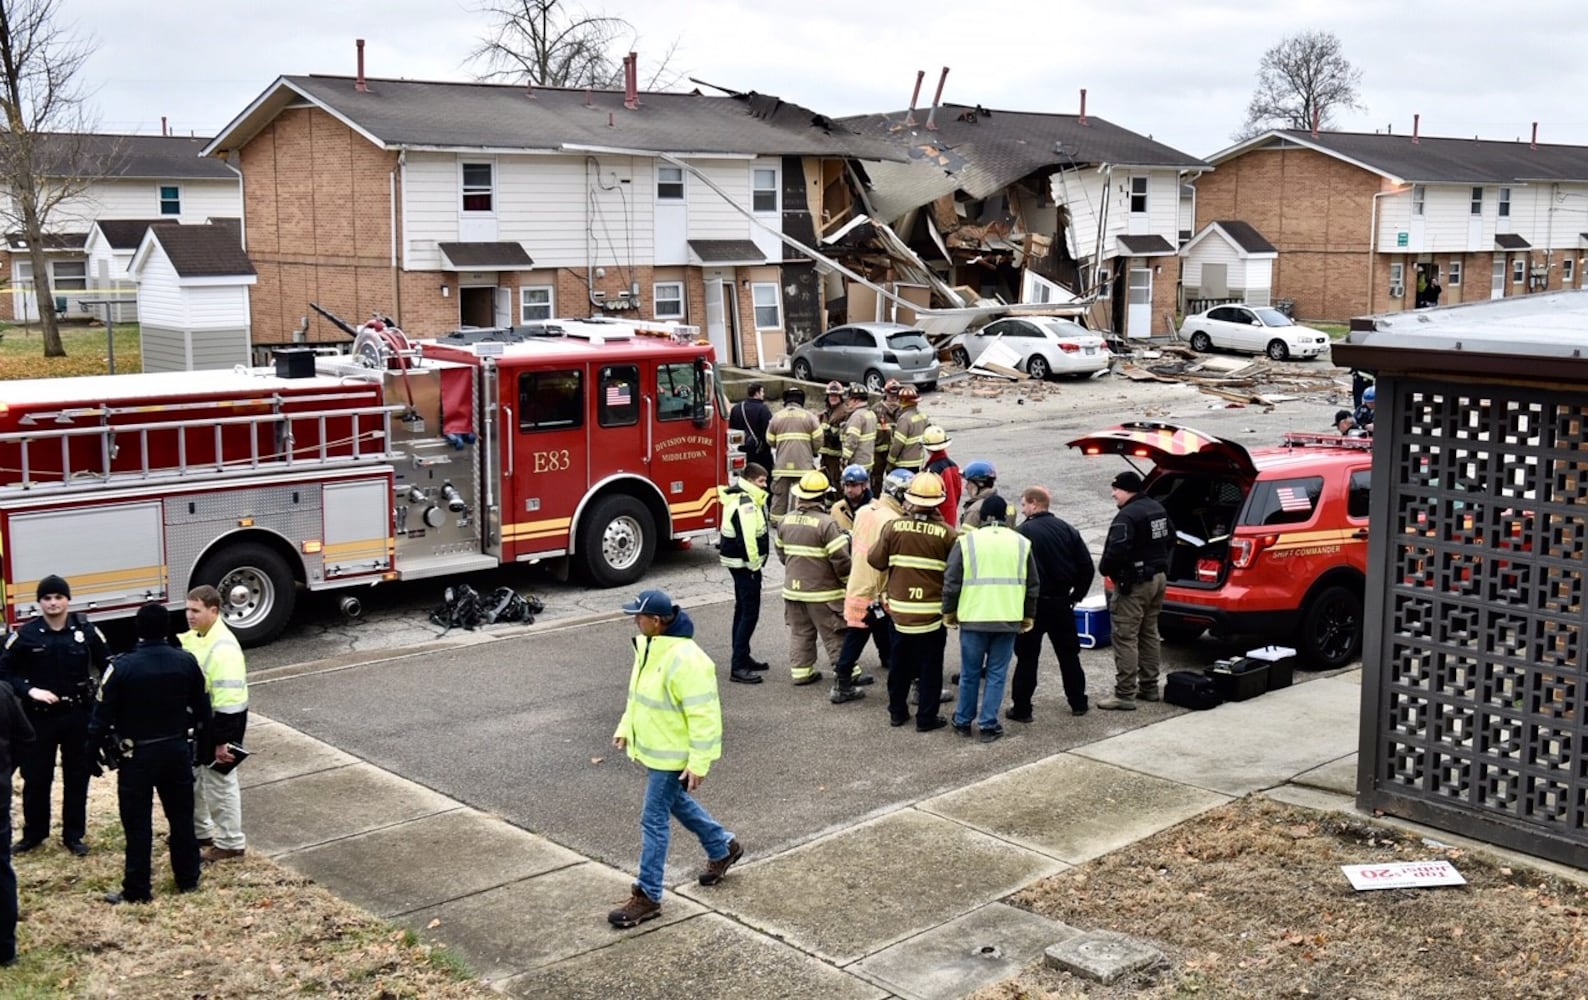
[1266,339,1290,361]
[951,347,970,368]
[791,358,813,382]
[1157,618,1206,644]
[1026,355,1050,380]
[1189,331,1212,353]
[863,369,885,393]
[1298,584,1362,669]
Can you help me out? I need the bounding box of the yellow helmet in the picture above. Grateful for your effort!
[793,470,831,500]
[922,425,950,449]
[904,470,947,506]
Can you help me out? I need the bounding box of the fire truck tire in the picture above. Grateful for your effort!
[576,495,655,588]
[194,543,297,647]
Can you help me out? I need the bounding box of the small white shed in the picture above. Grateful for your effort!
[1180,220,1277,312]
[84,219,166,323]
[128,223,257,372]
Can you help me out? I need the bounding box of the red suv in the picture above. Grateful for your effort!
[1068,422,1371,668]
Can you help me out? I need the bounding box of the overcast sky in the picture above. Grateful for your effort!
[77,0,1588,158]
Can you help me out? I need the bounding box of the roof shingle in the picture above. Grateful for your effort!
[687,239,765,263]
[148,224,255,278]
[438,242,534,269]
[1214,220,1277,254]
[1239,130,1588,184]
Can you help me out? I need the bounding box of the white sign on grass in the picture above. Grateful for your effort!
[1341,860,1466,891]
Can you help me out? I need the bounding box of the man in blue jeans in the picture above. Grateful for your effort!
[608,589,744,928]
[943,496,1038,743]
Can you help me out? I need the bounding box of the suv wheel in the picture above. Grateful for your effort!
[1299,584,1361,669]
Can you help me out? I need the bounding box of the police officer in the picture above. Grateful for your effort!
[0,675,33,965]
[1097,472,1175,710]
[0,574,109,855]
[87,603,211,905]
[718,462,770,684]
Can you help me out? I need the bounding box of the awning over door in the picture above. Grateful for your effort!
[1115,234,1177,257]
[687,239,765,266]
[1494,233,1531,251]
[437,242,535,270]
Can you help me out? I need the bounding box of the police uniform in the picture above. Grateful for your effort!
[87,605,211,903]
[0,578,110,852]
[1099,476,1175,705]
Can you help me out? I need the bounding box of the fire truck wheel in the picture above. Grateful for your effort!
[194,543,297,647]
[576,495,656,588]
[1298,584,1361,669]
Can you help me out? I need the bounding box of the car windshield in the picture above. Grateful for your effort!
[1254,308,1293,327]
[886,332,930,350]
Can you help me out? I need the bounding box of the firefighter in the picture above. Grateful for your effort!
[840,383,878,475]
[831,464,872,533]
[923,426,964,527]
[765,386,822,526]
[867,471,957,731]
[833,469,912,704]
[0,574,110,856]
[869,380,902,494]
[776,471,852,687]
[960,460,1002,529]
[819,380,846,483]
[886,386,929,478]
[718,462,771,684]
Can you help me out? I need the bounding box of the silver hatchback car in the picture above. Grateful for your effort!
[788,322,940,392]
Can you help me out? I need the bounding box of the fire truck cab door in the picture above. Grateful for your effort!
[502,366,589,557]
[650,357,721,534]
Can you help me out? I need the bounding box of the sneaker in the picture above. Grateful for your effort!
[1006,708,1034,724]
[952,721,974,738]
[201,846,245,863]
[792,671,825,687]
[978,727,1005,743]
[729,669,764,684]
[1095,697,1137,711]
[607,887,662,928]
[916,716,948,733]
[829,685,866,704]
[698,838,744,885]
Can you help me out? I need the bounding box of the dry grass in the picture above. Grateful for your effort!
[6,777,494,999]
[0,322,142,380]
[974,795,1588,1000]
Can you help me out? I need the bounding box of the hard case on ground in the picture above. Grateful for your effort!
[1165,669,1221,710]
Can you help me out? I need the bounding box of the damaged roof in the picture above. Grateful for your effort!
[842,104,1208,219]
[204,76,906,162]
[1208,129,1588,184]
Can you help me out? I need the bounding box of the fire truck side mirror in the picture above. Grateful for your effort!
[691,357,711,428]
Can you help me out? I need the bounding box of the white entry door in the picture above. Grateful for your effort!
[704,277,729,362]
[1491,255,1506,300]
[1126,267,1153,339]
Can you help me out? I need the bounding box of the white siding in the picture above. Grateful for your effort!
[1056,167,1181,261]
[1373,183,1588,255]
[402,153,461,270]
[687,160,753,241]
[181,284,251,330]
[49,178,241,230]
[749,156,783,261]
[1182,232,1241,286]
[133,249,184,327]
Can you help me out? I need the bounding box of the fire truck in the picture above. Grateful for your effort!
[0,316,742,645]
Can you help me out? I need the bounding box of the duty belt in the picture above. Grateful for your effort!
[128,733,189,748]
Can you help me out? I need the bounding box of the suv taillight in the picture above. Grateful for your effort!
[1230,534,1277,568]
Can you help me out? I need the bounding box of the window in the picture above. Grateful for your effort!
[1243,476,1323,527]
[599,365,639,428]
[751,282,781,328]
[752,168,777,213]
[159,185,181,216]
[1348,469,1372,520]
[657,165,684,201]
[462,163,493,212]
[1564,258,1576,283]
[520,285,554,322]
[51,260,87,291]
[653,281,684,319]
[1448,261,1462,286]
[1498,187,1511,217]
[1389,263,1404,285]
[1512,259,1525,284]
[1470,186,1483,216]
[818,327,861,348]
[517,370,582,431]
[657,362,698,421]
[1129,176,1148,214]
[1412,184,1425,216]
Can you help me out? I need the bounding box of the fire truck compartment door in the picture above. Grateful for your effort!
[6,502,166,617]
[322,478,394,577]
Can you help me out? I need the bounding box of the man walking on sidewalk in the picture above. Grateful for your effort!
[608,590,742,929]
[1011,486,1095,721]
[944,495,1037,743]
[1097,472,1173,710]
[180,586,249,862]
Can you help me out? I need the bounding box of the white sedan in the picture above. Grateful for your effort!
[947,317,1110,380]
[1179,304,1329,361]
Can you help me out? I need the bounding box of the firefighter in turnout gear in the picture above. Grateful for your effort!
[718,463,771,684]
[832,469,911,703]
[869,381,902,494]
[886,386,929,478]
[867,471,958,731]
[960,460,1002,529]
[766,386,822,526]
[819,381,847,484]
[923,426,963,527]
[840,383,878,474]
[831,464,872,533]
[776,472,852,687]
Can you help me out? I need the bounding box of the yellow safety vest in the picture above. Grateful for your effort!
[179,618,248,713]
[953,525,1030,624]
[611,633,723,776]
[717,479,769,571]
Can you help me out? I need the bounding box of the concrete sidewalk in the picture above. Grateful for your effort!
[241,673,1370,1000]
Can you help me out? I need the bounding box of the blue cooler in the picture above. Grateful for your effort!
[1074,596,1111,648]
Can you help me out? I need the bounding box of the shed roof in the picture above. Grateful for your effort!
[687,239,765,264]
[1116,234,1177,257]
[1212,220,1276,255]
[139,224,255,278]
[92,219,171,251]
[438,242,534,270]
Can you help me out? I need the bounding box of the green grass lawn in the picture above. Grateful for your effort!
[0,321,142,379]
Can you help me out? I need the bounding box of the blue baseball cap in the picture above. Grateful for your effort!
[621,589,675,617]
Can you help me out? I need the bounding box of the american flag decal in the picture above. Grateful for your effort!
[1276,486,1311,513]
[606,383,632,407]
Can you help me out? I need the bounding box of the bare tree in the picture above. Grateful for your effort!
[0,0,106,356]
[1234,30,1364,142]
[468,0,679,90]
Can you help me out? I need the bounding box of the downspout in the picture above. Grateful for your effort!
[392,149,406,324]
[1367,187,1398,315]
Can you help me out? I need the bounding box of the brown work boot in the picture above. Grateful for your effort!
[1095,697,1137,711]
[607,886,662,928]
[698,838,744,885]
[201,846,245,863]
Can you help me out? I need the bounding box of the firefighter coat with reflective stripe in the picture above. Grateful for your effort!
[820,403,847,460]
[866,510,957,634]
[888,407,929,471]
[844,494,905,626]
[870,399,898,471]
[612,621,722,777]
[180,618,248,713]
[842,406,878,470]
[717,478,769,571]
[942,524,1038,631]
[776,505,851,604]
[767,404,822,480]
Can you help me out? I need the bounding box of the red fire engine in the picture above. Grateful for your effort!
[0,316,741,645]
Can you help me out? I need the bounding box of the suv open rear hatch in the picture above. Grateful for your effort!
[1066,422,1258,478]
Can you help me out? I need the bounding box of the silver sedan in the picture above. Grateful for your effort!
[788,321,940,392]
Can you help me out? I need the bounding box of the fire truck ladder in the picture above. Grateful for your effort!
[0,393,404,495]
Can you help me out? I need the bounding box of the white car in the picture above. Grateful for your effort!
[947,317,1110,380]
[1179,304,1329,361]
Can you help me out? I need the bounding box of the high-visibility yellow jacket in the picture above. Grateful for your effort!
[718,478,769,571]
[611,611,722,776]
[179,618,248,713]
[943,524,1038,629]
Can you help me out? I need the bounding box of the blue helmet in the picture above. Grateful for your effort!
[963,460,997,485]
[840,464,870,486]
[883,468,915,500]
[1362,385,1376,403]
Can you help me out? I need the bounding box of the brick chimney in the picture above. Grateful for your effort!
[925,67,948,131]
[624,52,639,110]
[905,70,924,127]
[355,39,367,92]
[1412,114,1420,144]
